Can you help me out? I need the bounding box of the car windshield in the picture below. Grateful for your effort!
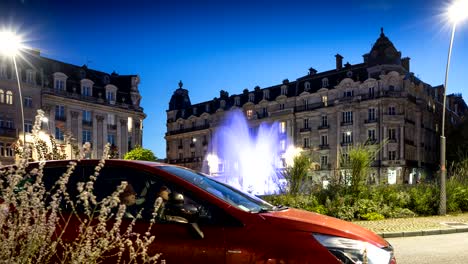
[159,165,277,213]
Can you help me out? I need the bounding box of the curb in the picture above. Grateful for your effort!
[378,227,468,238]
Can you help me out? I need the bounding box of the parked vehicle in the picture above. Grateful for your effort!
[6,159,396,263]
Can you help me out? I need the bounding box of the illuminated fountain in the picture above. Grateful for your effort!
[205,110,295,195]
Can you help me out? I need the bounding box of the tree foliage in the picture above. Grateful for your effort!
[124,146,157,161]
[281,152,312,195]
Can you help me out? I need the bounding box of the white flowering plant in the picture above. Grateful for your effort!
[0,110,163,263]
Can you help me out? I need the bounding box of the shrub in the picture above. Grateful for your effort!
[361,212,385,221]
[0,110,161,263]
[124,146,157,161]
[408,184,439,215]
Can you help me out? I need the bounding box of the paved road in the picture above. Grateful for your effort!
[387,233,468,264]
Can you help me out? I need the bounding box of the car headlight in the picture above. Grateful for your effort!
[312,233,395,264]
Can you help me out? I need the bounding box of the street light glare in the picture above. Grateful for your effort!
[448,0,468,23]
[0,31,23,56]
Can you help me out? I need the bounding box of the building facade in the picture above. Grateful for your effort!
[165,29,466,184]
[0,49,145,165]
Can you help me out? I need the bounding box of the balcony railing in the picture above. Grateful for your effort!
[299,127,311,133]
[340,142,353,146]
[319,144,330,150]
[318,124,329,130]
[319,163,332,170]
[107,124,117,130]
[0,127,16,137]
[166,124,210,136]
[341,121,353,126]
[364,118,378,124]
[82,120,93,126]
[55,115,66,122]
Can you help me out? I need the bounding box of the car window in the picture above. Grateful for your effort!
[158,166,275,213]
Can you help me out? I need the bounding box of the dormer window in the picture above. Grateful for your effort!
[322,95,328,106]
[193,107,197,115]
[105,84,117,104]
[53,72,68,91]
[281,85,288,96]
[248,93,254,102]
[346,71,353,78]
[322,78,329,88]
[205,104,210,112]
[26,70,35,84]
[263,89,270,100]
[81,79,94,97]
[344,90,354,97]
[304,82,311,91]
[6,91,13,104]
[234,96,240,106]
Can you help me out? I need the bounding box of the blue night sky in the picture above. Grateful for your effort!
[1,0,467,159]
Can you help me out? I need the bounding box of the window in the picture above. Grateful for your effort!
[321,135,328,146]
[368,108,376,121]
[342,132,353,144]
[262,107,268,117]
[369,87,375,97]
[82,86,92,96]
[246,109,254,119]
[24,97,33,108]
[303,119,309,129]
[0,65,7,79]
[55,127,64,141]
[0,143,3,156]
[107,114,115,125]
[321,156,328,167]
[3,120,13,128]
[6,91,13,104]
[24,121,33,133]
[388,106,396,115]
[368,129,376,141]
[5,144,13,157]
[321,115,328,127]
[26,70,34,83]
[388,150,397,160]
[107,134,116,145]
[344,90,354,97]
[82,110,92,123]
[234,96,240,106]
[280,139,286,151]
[342,111,353,124]
[106,91,115,102]
[82,130,92,144]
[263,89,270,99]
[279,121,286,134]
[279,103,285,110]
[304,82,310,91]
[303,137,310,148]
[204,119,209,126]
[55,105,65,120]
[322,96,328,106]
[304,99,309,109]
[322,78,329,87]
[191,151,196,158]
[248,93,254,102]
[388,128,396,141]
[0,89,4,103]
[55,79,65,91]
[281,86,287,95]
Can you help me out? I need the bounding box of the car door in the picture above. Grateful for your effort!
[98,164,227,264]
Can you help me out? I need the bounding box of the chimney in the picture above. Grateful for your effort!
[335,54,343,70]
[308,67,317,75]
[402,57,410,72]
[363,53,369,63]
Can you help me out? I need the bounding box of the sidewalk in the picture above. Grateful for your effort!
[353,213,468,238]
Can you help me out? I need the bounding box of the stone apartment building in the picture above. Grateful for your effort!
[0,49,145,165]
[165,29,466,184]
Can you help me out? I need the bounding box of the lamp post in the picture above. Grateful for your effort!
[439,0,468,215]
[0,31,26,149]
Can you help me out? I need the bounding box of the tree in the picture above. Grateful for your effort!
[124,146,157,161]
[281,152,313,194]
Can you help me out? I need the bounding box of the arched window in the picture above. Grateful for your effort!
[322,78,329,88]
[304,82,311,91]
[6,91,13,104]
[0,89,4,103]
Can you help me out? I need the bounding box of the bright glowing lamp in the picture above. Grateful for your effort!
[0,31,23,56]
[448,0,468,23]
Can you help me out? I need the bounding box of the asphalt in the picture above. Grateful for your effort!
[353,212,468,238]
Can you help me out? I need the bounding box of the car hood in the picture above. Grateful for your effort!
[260,208,388,247]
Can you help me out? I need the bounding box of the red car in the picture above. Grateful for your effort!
[25,159,396,263]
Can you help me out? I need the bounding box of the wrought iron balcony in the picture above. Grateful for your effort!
[0,127,16,137]
[318,124,329,130]
[82,120,93,126]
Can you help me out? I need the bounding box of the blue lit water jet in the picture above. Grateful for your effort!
[205,110,288,195]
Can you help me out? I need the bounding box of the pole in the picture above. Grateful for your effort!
[439,23,456,215]
[12,56,26,149]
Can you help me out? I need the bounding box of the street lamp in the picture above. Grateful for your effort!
[439,0,468,215]
[0,31,26,149]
